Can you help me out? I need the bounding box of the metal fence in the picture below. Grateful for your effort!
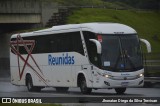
[143,53,160,83]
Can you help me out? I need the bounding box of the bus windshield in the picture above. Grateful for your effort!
[100,34,143,72]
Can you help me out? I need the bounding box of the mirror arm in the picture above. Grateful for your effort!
[89,39,102,54]
[140,38,151,53]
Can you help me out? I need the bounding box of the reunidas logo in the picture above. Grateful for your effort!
[48,53,75,65]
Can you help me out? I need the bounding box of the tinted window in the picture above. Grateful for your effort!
[101,34,143,72]
[10,32,84,55]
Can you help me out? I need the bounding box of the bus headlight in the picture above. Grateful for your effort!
[105,74,109,78]
[139,73,143,77]
[104,74,112,78]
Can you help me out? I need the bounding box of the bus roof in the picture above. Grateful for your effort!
[11,23,137,38]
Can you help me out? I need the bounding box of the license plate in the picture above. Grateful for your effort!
[121,82,129,86]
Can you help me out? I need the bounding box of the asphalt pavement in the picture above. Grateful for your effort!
[0,77,160,106]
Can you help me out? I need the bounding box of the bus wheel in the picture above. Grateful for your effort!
[115,88,126,94]
[26,75,41,92]
[80,77,92,94]
[55,87,69,92]
[26,75,34,92]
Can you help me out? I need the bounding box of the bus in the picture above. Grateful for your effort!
[10,23,151,94]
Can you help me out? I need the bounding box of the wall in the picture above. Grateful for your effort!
[0,0,59,77]
[0,33,11,77]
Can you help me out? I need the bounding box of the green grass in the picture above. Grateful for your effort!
[50,0,105,6]
[67,8,160,55]
[50,0,132,9]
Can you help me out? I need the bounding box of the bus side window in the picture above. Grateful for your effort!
[13,32,84,55]
[50,40,56,53]
[70,32,84,55]
[55,33,71,53]
[57,32,84,55]
[10,38,16,54]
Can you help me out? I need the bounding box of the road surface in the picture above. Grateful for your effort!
[0,78,160,105]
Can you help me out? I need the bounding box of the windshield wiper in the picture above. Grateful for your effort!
[114,37,124,71]
[123,50,136,70]
[114,37,136,71]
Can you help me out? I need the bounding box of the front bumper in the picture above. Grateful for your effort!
[96,76,144,88]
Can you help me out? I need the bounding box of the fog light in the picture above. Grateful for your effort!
[104,81,110,86]
[139,80,143,85]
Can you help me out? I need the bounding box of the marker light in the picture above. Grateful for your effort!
[139,73,143,77]
[97,35,102,42]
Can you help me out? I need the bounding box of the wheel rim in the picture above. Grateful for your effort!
[28,81,31,90]
[81,80,86,92]
[27,79,32,90]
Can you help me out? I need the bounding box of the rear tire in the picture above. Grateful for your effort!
[55,87,69,92]
[79,76,92,94]
[26,75,41,92]
[115,88,126,94]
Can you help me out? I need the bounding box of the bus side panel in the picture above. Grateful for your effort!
[27,66,47,87]
[71,65,81,87]
[72,53,93,88]
[10,52,22,85]
[39,66,53,86]
[10,67,20,85]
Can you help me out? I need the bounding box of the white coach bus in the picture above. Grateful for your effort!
[10,23,151,94]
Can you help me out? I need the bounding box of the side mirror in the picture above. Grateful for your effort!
[140,38,151,53]
[89,39,102,54]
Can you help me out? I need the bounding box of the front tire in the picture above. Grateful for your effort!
[79,76,92,94]
[115,88,126,94]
